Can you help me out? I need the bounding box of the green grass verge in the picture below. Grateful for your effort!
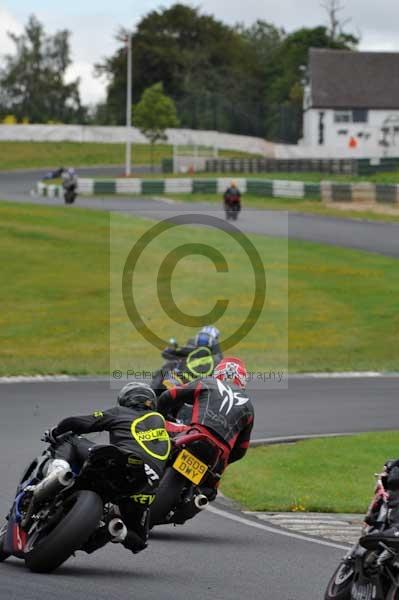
[45,170,399,183]
[162,193,399,223]
[221,432,399,513]
[2,201,399,375]
[0,142,257,171]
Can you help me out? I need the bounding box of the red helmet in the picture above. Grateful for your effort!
[214,357,248,389]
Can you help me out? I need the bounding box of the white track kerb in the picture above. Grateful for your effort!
[1,372,398,384]
[207,506,350,551]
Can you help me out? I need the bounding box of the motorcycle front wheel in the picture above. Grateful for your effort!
[24,490,103,573]
[324,560,354,599]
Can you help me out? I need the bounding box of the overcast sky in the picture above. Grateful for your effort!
[1,1,399,104]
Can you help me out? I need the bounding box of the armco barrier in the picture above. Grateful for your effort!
[205,157,399,176]
[35,178,399,207]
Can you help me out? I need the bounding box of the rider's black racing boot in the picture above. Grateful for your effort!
[82,524,112,554]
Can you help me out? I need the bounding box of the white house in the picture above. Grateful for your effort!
[301,49,399,158]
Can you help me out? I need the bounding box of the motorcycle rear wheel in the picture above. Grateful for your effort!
[150,468,186,527]
[24,490,103,573]
[324,560,354,599]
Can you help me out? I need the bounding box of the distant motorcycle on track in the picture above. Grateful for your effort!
[62,168,78,205]
[223,182,241,221]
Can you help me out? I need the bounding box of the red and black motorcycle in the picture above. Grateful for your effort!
[223,188,241,221]
[149,423,230,527]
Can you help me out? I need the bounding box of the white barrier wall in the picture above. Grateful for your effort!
[3,124,394,160]
[0,125,275,157]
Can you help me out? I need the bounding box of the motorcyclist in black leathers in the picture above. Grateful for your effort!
[223,181,241,219]
[361,460,399,549]
[156,357,254,500]
[42,382,170,554]
[151,325,223,397]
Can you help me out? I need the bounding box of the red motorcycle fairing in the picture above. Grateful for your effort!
[166,422,231,467]
[4,507,27,557]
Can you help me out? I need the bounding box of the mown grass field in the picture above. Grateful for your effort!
[0,141,257,171]
[1,201,399,375]
[221,432,399,513]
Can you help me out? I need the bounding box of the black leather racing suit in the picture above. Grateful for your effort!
[51,406,170,552]
[152,343,223,397]
[157,377,254,465]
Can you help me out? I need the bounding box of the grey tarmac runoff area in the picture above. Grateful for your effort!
[1,168,399,598]
[0,377,398,599]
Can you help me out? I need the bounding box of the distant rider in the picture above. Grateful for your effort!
[42,382,170,554]
[223,181,241,215]
[151,326,223,397]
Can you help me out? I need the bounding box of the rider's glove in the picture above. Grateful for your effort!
[41,426,59,445]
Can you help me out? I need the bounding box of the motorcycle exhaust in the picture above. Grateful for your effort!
[194,494,209,510]
[108,518,128,543]
[33,466,74,504]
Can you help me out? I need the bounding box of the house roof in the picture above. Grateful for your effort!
[309,48,399,109]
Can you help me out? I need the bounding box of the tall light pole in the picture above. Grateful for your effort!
[125,32,132,176]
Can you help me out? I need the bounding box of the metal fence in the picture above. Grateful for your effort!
[204,158,399,176]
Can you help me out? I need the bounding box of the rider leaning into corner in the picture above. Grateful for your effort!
[151,325,223,397]
[156,357,254,501]
[41,382,170,555]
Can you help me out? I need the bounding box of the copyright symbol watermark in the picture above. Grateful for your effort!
[121,213,266,353]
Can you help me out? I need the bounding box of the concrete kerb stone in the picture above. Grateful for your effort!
[33,176,399,208]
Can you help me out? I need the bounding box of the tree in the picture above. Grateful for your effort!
[0,15,86,123]
[95,4,253,129]
[133,82,179,169]
[321,0,357,46]
[95,4,359,141]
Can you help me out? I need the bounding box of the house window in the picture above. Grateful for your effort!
[334,109,369,123]
[334,111,351,123]
[352,109,368,123]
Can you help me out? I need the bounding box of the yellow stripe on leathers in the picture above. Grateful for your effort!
[130,412,171,461]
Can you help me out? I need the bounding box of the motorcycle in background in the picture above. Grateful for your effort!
[223,184,241,221]
[325,460,399,599]
[62,168,78,204]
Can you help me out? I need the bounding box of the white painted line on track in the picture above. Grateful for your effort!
[207,505,350,551]
[290,372,387,378]
[151,196,177,205]
[0,375,78,384]
[1,372,399,384]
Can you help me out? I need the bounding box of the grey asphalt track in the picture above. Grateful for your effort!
[2,167,399,257]
[1,168,399,598]
[1,377,380,600]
